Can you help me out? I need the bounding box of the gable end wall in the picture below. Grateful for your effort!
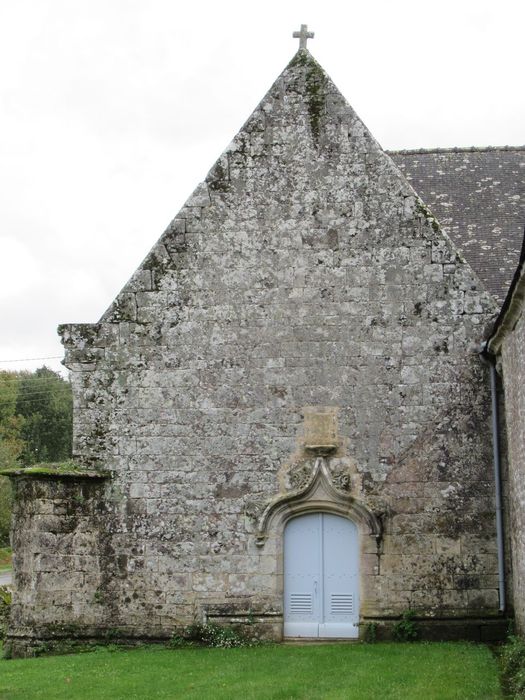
[6,52,507,651]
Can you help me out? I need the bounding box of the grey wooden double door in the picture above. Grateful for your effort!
[283,513,359,638]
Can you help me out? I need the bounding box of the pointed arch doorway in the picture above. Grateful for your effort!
[284,512,359,638]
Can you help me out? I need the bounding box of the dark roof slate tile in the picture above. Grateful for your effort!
[388,146,525,303]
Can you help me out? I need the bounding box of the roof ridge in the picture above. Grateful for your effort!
[387,145,525,155]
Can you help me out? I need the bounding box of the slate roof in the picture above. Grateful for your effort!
[388,146,525,304]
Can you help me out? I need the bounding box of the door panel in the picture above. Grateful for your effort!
[321,514,359,637]
[283,513,321,636]
[284,512,359,638]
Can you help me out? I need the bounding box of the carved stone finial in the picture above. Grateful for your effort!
[293,24,314,50]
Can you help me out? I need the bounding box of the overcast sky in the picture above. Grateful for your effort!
[1,0,524,377]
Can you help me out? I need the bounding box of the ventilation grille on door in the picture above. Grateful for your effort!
[289,593,313,615]
[330,594,354,615]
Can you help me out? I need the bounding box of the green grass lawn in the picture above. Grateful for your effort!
[0,642,501,700]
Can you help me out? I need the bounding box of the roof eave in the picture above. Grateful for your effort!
[486,226,525,355]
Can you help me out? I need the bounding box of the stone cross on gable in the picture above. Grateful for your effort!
[293,24,314,50]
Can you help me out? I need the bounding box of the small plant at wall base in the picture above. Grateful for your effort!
[392,610,420,642]
[0,585,12,641]
[362,622,378,643]
[499,635,525,698]
[170,622,259,649]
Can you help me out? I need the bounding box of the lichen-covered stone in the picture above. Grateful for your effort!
[6,49,504,655]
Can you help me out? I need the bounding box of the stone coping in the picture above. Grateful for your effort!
[387,145,525,155]
[0,463,110,480]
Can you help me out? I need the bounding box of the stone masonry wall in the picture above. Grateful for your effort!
[10,51,503,648]
[6,477,108,656]
[501,311,525,634]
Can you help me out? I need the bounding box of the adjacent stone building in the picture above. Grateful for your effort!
[485,241,525,635]
[4,40,525,655]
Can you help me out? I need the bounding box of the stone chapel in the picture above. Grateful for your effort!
[4,29,525,656]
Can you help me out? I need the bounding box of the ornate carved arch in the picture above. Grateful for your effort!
[255,457,382,547]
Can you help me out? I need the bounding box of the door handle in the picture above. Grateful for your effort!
[314,580,318,597]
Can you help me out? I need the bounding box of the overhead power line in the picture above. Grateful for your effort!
[0,377,71,386]
[0,395,72,409]
[0,356,62,364]
[0,388,72,407]
[0,387,72,401]
[6,388,72,399]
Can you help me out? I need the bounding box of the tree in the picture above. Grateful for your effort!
[0,372,24,464]
[0,367,73,545]
[16,367,73,465]
[0,371,23,546]
[0,473,12,547]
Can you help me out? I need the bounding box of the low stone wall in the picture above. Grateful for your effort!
[361,616,509,643]
[4,474,109,658]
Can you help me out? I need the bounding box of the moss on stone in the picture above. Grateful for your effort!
[305,62,327,140]
[288,50,308,68]
[287,50,327,141]
[0,461,110,479]
[207,161,230,193]
[416,200,441,234]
